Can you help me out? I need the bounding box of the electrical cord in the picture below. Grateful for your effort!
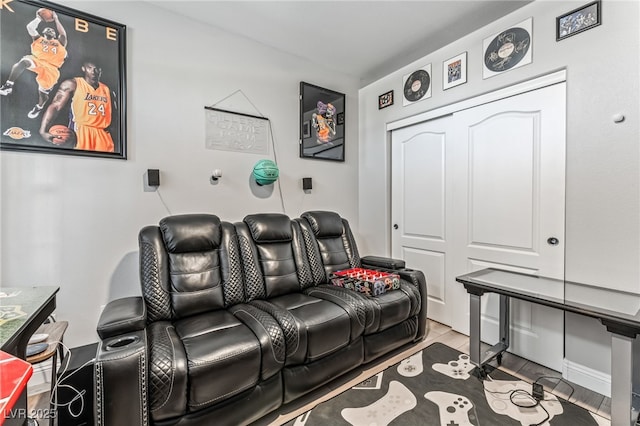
[482,373,575,426]
[534,375,575,401]
[209,89,288,215]
[266,120,287,215]
[156,188,172,215]
[45,341,96,418]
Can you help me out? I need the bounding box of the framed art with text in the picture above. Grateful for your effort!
[557,1,601,41]
[0,0,127,159]
[299,82,345,162]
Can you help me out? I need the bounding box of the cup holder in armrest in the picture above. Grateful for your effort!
[105,335,140,351]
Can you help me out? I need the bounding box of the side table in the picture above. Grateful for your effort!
[26,321,68,426]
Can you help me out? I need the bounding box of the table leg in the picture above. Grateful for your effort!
[610,333,635,426]
[470,293,481,367]
[499,295,509,348]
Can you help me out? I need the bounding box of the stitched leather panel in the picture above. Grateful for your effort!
[221,223,245,307]
[237,233,266,301]
[297,221,326,284]
[95,331,148,426]
[291,221,314,289]
[229,304,286,376]
[341,219,361,268]
[148,322,187,419]
[139,234,172,322]
[250,300,301,359]
[238,304,286,363]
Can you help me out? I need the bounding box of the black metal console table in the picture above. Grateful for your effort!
[456,268,639,426]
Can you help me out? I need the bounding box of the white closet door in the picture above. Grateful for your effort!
[391,116,454,326]
[392,82,566,370]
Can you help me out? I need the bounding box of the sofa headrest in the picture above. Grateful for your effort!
[244,213,292,243]
[159,214,222,253]
[301,211,343,238]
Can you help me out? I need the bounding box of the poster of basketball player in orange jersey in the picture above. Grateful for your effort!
[0,0,126,159]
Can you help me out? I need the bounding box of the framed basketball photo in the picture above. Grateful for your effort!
[0,0,127,159]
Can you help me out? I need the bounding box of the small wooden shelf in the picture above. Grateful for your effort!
[26,321,68,364]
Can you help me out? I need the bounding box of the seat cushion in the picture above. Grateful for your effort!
[369,286,414,332]
[174,310,261,411]
[268,293,352,363]
[312,280,418,335]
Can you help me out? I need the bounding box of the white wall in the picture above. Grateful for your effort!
[0,1,360,348]
[359,0,639,394]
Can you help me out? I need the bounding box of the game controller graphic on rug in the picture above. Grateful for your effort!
[431,353,474,380]
[589,411,612,426]
[425,390,476,426]
[341,380,417,425]
[397,350,423,377]
[292,411,311,426]
[352,372,383,390]
[483,379,563,426]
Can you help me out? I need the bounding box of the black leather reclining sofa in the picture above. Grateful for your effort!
[95,211,427,426]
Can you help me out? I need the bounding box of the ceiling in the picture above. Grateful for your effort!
[149,1,533,87]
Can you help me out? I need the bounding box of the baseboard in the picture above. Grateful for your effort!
[27,359,53,395]
[562,358,611,398]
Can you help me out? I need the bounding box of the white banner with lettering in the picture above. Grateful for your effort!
[204,107,269,154]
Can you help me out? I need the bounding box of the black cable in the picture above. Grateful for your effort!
[529,403,550,426]
[482,375,552,426]
[534,375,575,400]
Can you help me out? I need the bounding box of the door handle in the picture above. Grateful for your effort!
[547,237,559,246]
[393,224,399,230]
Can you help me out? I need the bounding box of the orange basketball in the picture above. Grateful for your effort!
[49,125,75,145]
[37,8,54,22]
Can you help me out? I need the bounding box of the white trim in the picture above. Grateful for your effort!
[562,357,611,398]
[387,69,567,131]
[27,359,53,395]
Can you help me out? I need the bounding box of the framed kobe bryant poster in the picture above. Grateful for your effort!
[0,0,126,159]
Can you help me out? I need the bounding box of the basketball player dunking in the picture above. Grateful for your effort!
[0,10,68,119]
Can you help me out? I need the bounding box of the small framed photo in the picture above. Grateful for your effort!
[378,90,394,109]
[302,120,311,138]
[336,112,345,125]
[443,52,467,90]
[556,1,601,41]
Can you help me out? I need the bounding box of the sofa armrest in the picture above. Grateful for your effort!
[95,329,148,426]
[361,255,406,270]
[396,268,428,341]
[97,296,146,340]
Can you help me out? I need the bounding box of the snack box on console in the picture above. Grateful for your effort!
[330,268,400,296]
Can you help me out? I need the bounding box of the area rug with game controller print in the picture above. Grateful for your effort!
[285,342,609,426]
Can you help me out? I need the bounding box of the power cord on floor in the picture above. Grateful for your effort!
[45,341,96,419]
[482,373,575,426]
